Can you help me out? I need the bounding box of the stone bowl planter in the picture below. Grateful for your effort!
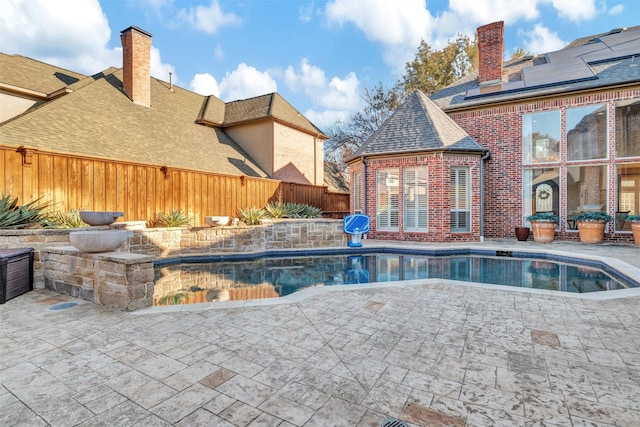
[204,216,229,227]
[69,230,128,253]
[80,211,124,226]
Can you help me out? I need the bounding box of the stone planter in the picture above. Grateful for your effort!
[577,221,607,244]
[514,226,530,241]
[530,222,556,243]
[80,211,124,226]
[69,230,129,252]
[631,222,640,245]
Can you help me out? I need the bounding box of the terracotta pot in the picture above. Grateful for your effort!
[631,222,640,245]
[530,222,556,243]
[577,221,606,244]
[514,226,530,241]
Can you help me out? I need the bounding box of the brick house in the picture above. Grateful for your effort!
[1,26,327,187]
[349,21,640,243]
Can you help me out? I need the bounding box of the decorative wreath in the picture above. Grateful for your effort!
[538,190,550,199]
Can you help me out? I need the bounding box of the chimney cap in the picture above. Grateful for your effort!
[120,26,152,38]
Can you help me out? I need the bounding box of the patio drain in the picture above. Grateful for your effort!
[48,302,78,311]
[381,418,408,427]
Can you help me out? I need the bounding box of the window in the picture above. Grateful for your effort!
[353,172,362,213]
[450,167,470,232]
[566,165,608,230]
[615,100,640,158]
[616,163,640,231]
[403,167,428,232]
[523,168,560,225]
[567,105,607,161]
[523,111,560,164]
[376,169,399,230]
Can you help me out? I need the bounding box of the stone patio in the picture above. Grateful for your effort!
[2,239,640,426]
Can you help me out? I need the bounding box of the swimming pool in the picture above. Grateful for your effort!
[152,248,639,306]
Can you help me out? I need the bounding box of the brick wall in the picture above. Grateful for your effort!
[120,26,152,107]
[477,21,504,84]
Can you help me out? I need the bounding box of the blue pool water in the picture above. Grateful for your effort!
[153,249,637,305]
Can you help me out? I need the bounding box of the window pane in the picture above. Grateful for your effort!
[450,167,470,232]
[567,105,607,161]
[616,163,640,231]
[353,172,361,212]
[566,165,608,230]
[615,100,640,158]
[523,168,560,225]
[376,169,399,230]
[403,167,428,232]
[523,111,560,164]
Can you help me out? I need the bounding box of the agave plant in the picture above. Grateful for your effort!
[0,193,51,229]
[283,202,305,218]
[264,201,287,218]
[47,208,88,228]
[299,204,323,218]
[238,206,266,225]
[153,209,193,227]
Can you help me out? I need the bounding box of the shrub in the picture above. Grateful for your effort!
[626,215,640,223]
[238,206,266,225]
[572,212,613,223]
[299,204,323,218]
[0,193,51,229]
[264,201,287,218]
[153,209,192,227]
[526,212,559,223]
[47,208,88,228]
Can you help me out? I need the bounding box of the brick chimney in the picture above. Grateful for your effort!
[120,26,152,107]
[477,21,504,86]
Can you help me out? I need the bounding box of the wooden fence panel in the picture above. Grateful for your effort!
[0,145,349,226]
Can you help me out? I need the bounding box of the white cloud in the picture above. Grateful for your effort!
[447,0,542,25]
[519,23,567,54]
[284,58,362,128]
[551,0,597,22]
[0,0,116,74]
[189,73,220,96]
[218,63,278,101]
[608,4,624,15]
[177,0,241,34]
[150,46,178,83]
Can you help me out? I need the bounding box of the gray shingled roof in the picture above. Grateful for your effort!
[0,53,86,95]
[221,93,327,138]
[349,90,484,160]
[0,65,268,177]
[432,26,640,111]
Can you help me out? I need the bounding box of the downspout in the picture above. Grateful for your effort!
[361,156,367,215]
[479,150,491,242]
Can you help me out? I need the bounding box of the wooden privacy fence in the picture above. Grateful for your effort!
[1,145,349,226]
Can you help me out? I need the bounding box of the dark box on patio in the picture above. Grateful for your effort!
[0,248,34,304]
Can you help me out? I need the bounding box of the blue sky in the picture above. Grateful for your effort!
[2,0,639,130]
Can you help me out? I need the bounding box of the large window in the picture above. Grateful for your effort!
[352,172,362,213]
[450,167,470,232]
[403,167,428,232]
[616,164,640,231]
[616,100,640,158]
[523,168,560,224]
[523,111,560,164]
[566,165,608,230]
[376,169,399,231]
[567,105,607,161]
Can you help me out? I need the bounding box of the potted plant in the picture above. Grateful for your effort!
[525,212,559,243]
[626,215,640,245]
[573,212,613,244]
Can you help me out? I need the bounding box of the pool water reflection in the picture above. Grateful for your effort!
[153,253,628,306]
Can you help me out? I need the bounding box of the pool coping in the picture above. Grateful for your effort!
[137,242,640,315]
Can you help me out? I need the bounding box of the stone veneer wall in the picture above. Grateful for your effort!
[1,219,347,310]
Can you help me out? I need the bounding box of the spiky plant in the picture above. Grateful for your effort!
[283,202,305,218]
[0,193,51,229]
[299,204,323,218]
[47,208,88,228]
[153,209,193,227]
[238,206,266,225]
[264,201,287,218]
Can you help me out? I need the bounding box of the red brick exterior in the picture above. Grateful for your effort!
[477,21,504,84]
[450,88,640,243]
[120,27,152,107]
[352,153,482,242]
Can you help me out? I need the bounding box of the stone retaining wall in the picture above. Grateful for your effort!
[2,219,347,310]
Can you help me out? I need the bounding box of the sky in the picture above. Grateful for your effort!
[2,0,639,130]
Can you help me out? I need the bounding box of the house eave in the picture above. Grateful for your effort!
[348,147,487,164]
